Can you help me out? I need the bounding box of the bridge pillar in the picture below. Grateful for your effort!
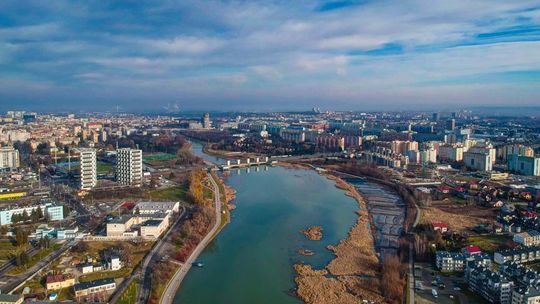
[246,158,251,165]
[227,160,231,167]
[265,156,269,162]
[256,157,260,164]
[237,159,241,165]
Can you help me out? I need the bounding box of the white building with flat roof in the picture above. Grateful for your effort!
[464,151,493,172]
[0,146,20,169]
[79,148,97,190]
[116,148,143,187]
[134,201,180,214]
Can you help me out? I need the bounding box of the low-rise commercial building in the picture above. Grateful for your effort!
[73,278,116,298]
[133,201,179,215]
[0,202,64,225]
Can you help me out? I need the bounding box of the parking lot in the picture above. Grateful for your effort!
[413,263,485,304]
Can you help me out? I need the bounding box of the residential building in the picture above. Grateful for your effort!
[0,294,23,304]
[514,230,540,247]
[467,265,514,304]
[390,140,418,155]
[316,135,345,151]
[79,148,97,190]
[0,146,20,169]
[73,278,116,298]
[497,144,534,162]
[512,286,540,304]
[439,144,463,162]
[46,275,75,290]
[202,113,211,129]
[508,155,540,176]
[116,148,143,186]
[494,247,540,264]
[436,251,465,272]
[280,129,305,143]
[106,256,122,271]
[464,151,493,171]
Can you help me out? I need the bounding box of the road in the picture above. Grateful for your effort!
[0,239,78,294]
[159,173,222,304]
[132,207,186,304]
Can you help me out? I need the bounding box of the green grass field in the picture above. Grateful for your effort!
[467,234,510,253]
[79,268,131,282]
[8,244,62,276]
[147,186,188,201]
[118,278,139,304]
[143,153,177,162]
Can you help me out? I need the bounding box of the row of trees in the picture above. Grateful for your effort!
[381,255,407,304]
[11,206,45,224]
[187,170,207,205]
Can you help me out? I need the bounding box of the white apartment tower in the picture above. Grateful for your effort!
[116,148,143,187]
[79,148,97,190]
[0,146,20,169]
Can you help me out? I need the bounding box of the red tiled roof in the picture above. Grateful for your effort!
[464,245,481,253]
[432,222,449,228]
[46,275,66,284]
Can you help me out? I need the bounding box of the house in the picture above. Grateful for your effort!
[513,230,540,247]
[0,294,23,304]
[46,275,75,290]
[432,222,449,233]
[462,245,482,257]
[73,278,116,298]
[106,256,122,271]
[79,262,94,274]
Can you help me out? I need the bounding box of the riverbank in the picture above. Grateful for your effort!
[294,174,385,304]
[202,144,261,160]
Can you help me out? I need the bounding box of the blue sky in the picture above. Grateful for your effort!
[0,0,539,112]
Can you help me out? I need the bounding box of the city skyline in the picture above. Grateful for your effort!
[1,1,540,111]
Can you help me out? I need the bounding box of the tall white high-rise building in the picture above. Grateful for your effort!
[79,148,97,190]
[0,146,20,169]
[116,148,143,187]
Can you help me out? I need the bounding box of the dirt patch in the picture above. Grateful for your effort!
[420,205,492,232]
[302,226,323,241]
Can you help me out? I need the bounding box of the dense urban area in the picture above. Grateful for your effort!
[0,109,539,304]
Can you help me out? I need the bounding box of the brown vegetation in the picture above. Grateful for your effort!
[381,255,407,304]
[294,175,384,304]
[187,169,207,205]
[301,226,323,241]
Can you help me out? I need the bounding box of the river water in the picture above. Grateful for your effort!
[173,142,359,304]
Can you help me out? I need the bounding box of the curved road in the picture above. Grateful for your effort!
[160,173,222,304]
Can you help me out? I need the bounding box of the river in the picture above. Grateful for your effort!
[173,142,359,303]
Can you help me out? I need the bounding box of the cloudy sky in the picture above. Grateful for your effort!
[1,0,540,112]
